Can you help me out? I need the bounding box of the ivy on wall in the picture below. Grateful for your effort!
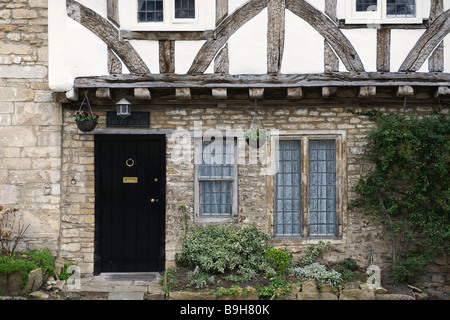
[350,111,450,283]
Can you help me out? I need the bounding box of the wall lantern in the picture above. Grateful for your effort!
[116,97,132,118]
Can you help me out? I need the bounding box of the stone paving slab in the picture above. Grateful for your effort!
[108,292,145,300]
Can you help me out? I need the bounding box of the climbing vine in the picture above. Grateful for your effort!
[350,111,450,283]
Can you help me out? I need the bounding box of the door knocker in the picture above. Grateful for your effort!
[126,158,135,168]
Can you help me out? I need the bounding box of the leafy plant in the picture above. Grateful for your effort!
[292,263,342,287]
[334,257,358,282]
[264,247,292,274]
[244,129,268,142]
[74,110,99,123]
[175,225,270,275]
[351,113,450,283]
[298,241,330,266]
[0,249,55,288]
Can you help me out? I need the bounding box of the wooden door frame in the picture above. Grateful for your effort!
[93,134,166,275]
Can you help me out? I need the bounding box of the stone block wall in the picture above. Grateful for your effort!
[0,0,61,253]
[60,101,447,290]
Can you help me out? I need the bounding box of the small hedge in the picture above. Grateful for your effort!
[175,225,271,275]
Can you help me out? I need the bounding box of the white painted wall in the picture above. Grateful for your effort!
[48,0,449,92]
[282,10,325,74]
[49,0,108,92]
[228,8,268,74]
[341,29,377,72]
[391,29,427,72]
[444,35,450,73]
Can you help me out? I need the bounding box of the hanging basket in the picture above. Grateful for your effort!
[245,99,267,148]
[245,129,267,148]
[76,119,97,132]
[74,92,99,133]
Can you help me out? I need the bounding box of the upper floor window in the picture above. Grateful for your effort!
[346,0,423,24]
[131,0,206,31]
[137,0,195,23]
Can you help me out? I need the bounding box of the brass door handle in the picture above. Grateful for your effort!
[150,199,159,203]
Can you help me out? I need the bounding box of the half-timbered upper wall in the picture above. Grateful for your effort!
[49,0,450,92]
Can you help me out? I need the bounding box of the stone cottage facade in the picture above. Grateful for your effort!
[1,0,449,287]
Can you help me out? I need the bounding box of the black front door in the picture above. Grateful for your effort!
[94,135,165,274]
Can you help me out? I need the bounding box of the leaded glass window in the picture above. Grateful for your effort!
[275,138,338,237]
[308,140,336,236]
[386,0,416,17]
[175,0,195,19]
[199,140,234,216]
[356,0,378,11]
[275,140,301,236]
[138,0,164,22]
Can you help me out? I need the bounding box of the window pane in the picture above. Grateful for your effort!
[175,0,195,19]
[138,0,164,22]
[356,0,378,11]
[275,140,301,236]
[199,139,234,216]
[200,140,234,179]
[386,0,416,17]
[201,181,232,216]
[309,140,336,236]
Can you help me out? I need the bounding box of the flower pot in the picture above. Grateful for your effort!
[76,120,97,132]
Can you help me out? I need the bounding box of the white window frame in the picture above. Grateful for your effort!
[130,0,206,31]
[270,132,346,239]
[345,0,423,24]
[194,136,239,223]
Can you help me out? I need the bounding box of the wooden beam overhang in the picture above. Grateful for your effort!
[74,72,450,89]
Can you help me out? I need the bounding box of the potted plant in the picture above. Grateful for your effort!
[74,92,99,132]
[244,128,268,148]
[74,110,99,132]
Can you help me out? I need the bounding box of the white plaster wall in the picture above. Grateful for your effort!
[49,0,108,92]
[391,29,427,72]
[129,40,160,74]
[444,35,450,73]
[282,9,325,74]
[228,8,267,74]
[307,0,325,13]
[228,0,248,14]
[445,0,450,11]
[175,41,209,74]
[341,28,377,72]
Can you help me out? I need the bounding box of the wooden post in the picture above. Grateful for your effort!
[377,28,391,72]
[159,40,175,73]
[267,0,285,74]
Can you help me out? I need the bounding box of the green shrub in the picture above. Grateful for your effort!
[0,249,55,288]
[176,225,270,275]
[298,241,330,266]
[292,263,342,287]
[334,257,359,282]
[264,247,292,274]
[351,113,450,283]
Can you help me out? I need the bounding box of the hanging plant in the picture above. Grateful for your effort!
[244,128,268,148]
[244,99,268,148]
[74,92,99,133]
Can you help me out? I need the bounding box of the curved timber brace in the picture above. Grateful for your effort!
[66,0,150,74]
[188,0,365,75]
[399,9,450,72]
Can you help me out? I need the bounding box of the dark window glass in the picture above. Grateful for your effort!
[138,0,164,22]
[175,0,195,19]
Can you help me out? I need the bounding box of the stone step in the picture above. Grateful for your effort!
[108,291,145,300]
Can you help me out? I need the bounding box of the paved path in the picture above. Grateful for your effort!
[60,273,166,300]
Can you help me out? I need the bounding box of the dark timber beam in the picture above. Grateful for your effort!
[73,72,450,89]
[66,0,150,74]
[286,0,365,72]
[399,9,450,72]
